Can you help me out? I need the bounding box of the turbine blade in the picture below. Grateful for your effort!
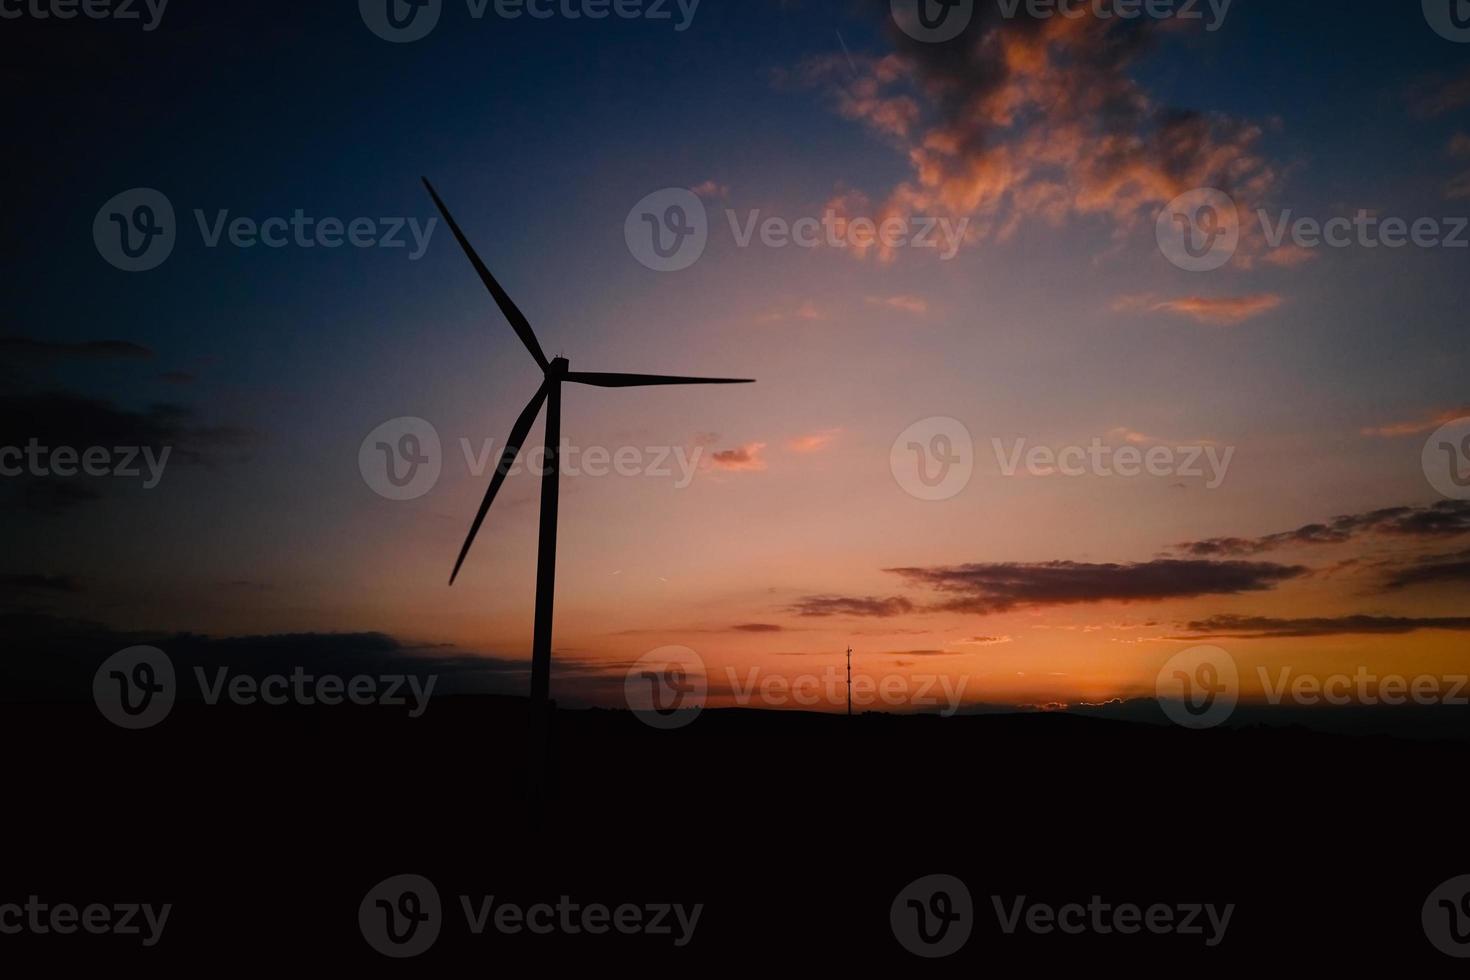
[421,178,550,372]
[449,382,550,586]
[566,372,755,388]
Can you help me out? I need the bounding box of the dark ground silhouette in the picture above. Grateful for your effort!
[5,693,1466,968]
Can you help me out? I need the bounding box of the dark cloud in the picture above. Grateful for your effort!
[791,595,917,618]
[1176,501,1470,557]
[0,392,257,513]
[13,481,104,516]
[0,614,534,703]
[0,337,154,363]
[0,392,253,461]
[731,623,784,632]
[1380,550,1470,591]
[1181,614,1470,639]
[886,560,1307,614]
[0,573,81,595]
[1408,67,1470,119]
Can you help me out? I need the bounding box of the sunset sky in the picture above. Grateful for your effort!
[7,0,1469,711]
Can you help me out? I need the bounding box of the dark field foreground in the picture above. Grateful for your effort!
[3,696,1466,969]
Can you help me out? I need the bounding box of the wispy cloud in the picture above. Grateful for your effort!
[755,301,825,324]
[864,294,929,315]
[886,560,1307,615]
[1175,501,1470,556]
[1181,614,1470,638]
[1361,406,1470,438]
[787,428,842,453]
[1112,293,1284,325]
[791,595,916,618]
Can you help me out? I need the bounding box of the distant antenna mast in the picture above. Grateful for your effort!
[846,644,853,717]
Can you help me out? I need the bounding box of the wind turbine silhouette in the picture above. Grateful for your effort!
[422,178,753,715]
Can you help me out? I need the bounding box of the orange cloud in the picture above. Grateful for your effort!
[692,179,729,199]
[798,9,1281,262]
[1111,293,1284,325]
[1360,407,1470,438]
[787,429,841,453]
[711,442,767,472]
[1105,427,1157,445]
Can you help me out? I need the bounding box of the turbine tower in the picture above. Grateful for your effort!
[846,645,853,717]
[423,178,754,716]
